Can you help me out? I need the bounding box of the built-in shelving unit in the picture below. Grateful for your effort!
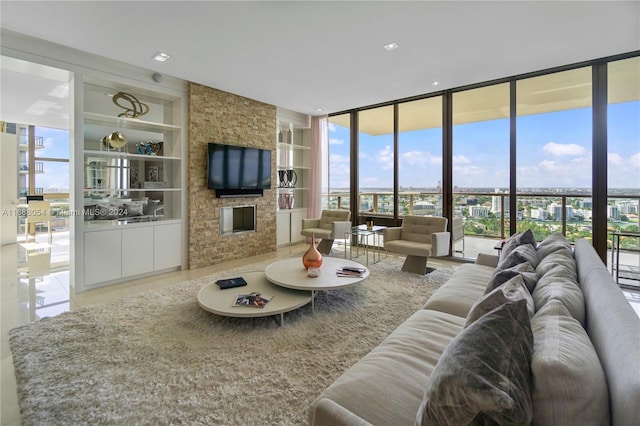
[276,110,311,246]
[77,80,186,291]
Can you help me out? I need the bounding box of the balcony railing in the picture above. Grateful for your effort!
[326,190,640,250]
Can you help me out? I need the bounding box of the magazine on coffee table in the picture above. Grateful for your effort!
[336,266,367,277]
[232,292,274,308]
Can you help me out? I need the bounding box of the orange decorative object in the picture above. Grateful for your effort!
[302,234,323,269]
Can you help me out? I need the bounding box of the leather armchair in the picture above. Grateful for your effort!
[301,209,352,254]
[383,215,450,274]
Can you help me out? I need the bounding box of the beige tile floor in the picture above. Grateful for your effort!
[1,232,638,425]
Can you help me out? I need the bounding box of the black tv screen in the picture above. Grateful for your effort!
[207,143,272,190]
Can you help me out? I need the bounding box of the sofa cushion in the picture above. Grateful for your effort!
[531,300,610,426]
[501,229,536,258]
[535,232,571,262]
[309,310,466,426]
[465,275,535,327]
[486,261,537,293]
[416,300,533,426]
[532,273,585,326]
[497,243,539,270]
[422,263,494,318]
[536,249,576,280]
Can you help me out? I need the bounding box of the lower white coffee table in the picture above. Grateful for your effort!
[197,271,312,326]
[265,257,369,311]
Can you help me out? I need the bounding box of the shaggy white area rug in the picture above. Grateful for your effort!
[9,256,454,425]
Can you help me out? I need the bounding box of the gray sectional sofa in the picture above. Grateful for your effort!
[308,233,640,426]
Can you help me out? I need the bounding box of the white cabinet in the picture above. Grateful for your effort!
[154,222,181,270]
[83,221,182,288]
[277,209,306,246]
[122,227,154,277]
[84,229,122,285]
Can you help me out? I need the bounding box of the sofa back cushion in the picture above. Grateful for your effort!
[530,300,610,426]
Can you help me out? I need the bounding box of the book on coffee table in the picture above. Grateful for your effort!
[232,292,274,308]
[216,277,248,290]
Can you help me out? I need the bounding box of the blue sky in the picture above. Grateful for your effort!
[33,127,69,191]
[329,100,640,191]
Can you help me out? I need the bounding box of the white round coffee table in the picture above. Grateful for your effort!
[265,257,369,311]
[197,271,312,326]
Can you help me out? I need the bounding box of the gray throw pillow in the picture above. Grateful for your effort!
[531,300,610,426]
[497,243,539,270]
[123,201,144,217]
[95,203,119,220]
[501,229,537,259]
[486,261,538,294]
[416,300,533,426]
[466,275,535,327]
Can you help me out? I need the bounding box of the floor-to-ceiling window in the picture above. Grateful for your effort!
[398,97,443,217]
[327,113,351,210]
[607,57,640,265]
[327,51,639,259]
[358,105,394,217]
[516,67,593,242]
[452,84,510,244]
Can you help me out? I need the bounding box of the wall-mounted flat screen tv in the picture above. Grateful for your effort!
[207,143,272,196]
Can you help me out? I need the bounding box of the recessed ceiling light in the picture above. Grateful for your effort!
[315,107,326,112]
[383,42,398,51]
[152,51,172,62]
[430,81,440,86]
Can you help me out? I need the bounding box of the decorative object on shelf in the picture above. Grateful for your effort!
[366,219,374,230]
[277,169,297,188]
[147,165,159,182]
[101,131,127,150]
[136,141,163,155]
[112,91,150,118]
[278,193,295,210]
[278,130,283,143]
[302,233,323,269]
[286,129,293,144]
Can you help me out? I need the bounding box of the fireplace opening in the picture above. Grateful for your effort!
[220,205,256,236]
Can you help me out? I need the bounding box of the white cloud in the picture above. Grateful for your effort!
[328,123,336,132]
[329,153,349,164]
[608,153,624,166]
[543,142,586,156]
[400,150,442,166]
[329,137,344,145]
[377,145,394,170]
[630,152,640,168]
[453,155,471,165]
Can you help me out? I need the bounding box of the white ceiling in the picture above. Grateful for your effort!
[1,1,639,121]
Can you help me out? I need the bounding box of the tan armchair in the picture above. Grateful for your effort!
[301,209,352,255]
[383,215,450,274]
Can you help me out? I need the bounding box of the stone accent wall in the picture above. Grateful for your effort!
[187,83,276,269]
